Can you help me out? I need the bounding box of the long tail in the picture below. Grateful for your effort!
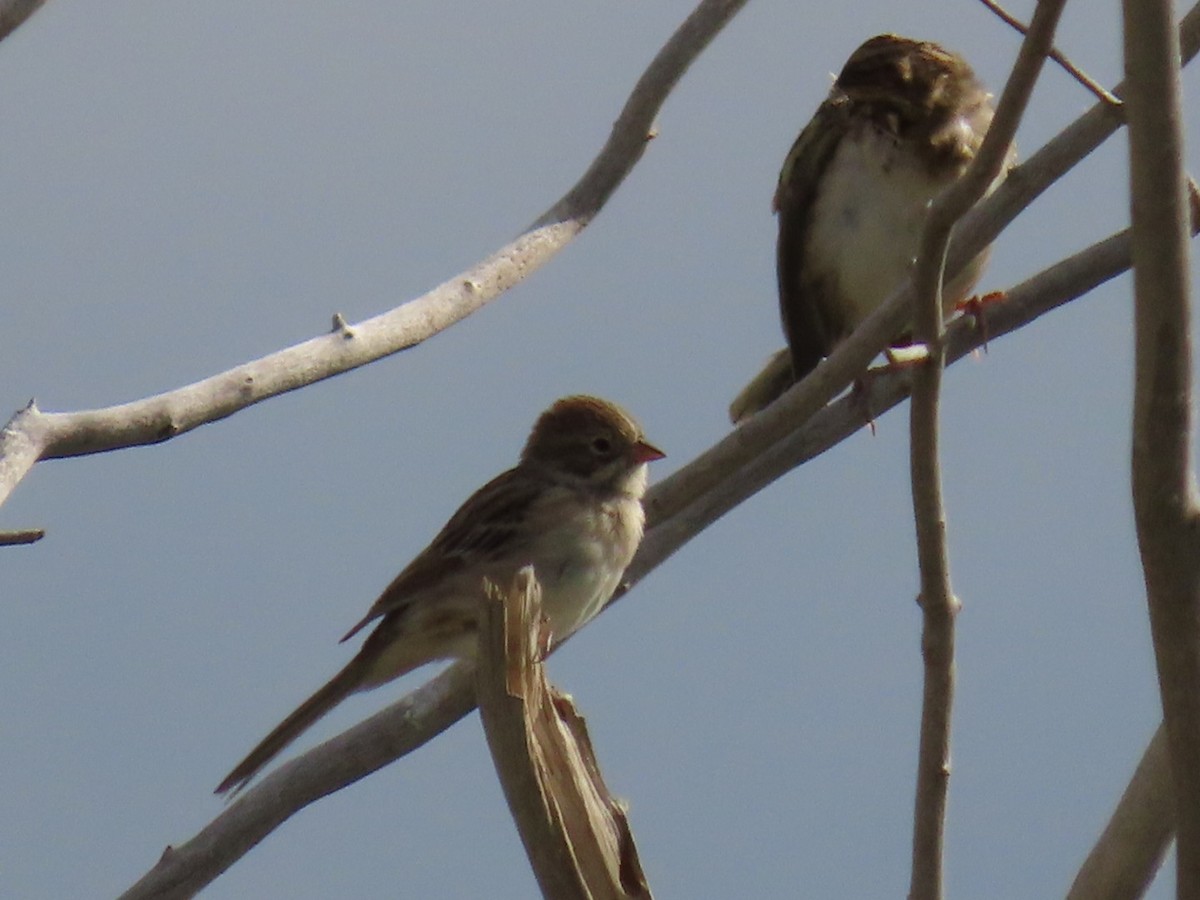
[729,348,794,425]
[216,654,370,796]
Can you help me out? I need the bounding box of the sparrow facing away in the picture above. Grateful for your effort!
[216,395,664,795]
[729,34,1009,424]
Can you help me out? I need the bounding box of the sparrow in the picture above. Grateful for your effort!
[216,395,664,795]
[729,34,1009,424]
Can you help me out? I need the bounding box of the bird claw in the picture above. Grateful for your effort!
[955,290,1007,353]
[850,375,878,436]
[852,340,941,436]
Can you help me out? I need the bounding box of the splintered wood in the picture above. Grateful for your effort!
[477,569,652,900]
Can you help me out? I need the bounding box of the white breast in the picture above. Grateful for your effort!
[532,489,645,641]
[806,127,963,324]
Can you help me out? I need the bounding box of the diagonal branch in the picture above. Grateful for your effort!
[976,0,1123,106]
[0,0,750,511]
[0,0,47,43]
[1066,724,1174,900]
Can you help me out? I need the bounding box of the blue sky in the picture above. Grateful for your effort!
[0,1,1191,897]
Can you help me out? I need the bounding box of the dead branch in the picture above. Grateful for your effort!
[1067,724,1174,900]
[0,0,750,511]
[0,0,47,43]
[477,569,651,900]
[907,4,1064,897]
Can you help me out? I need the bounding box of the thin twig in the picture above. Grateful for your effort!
[906,3,1065,897]
[977,0,1123,107]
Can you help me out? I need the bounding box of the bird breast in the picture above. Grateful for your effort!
[534,488,645,640]
[806,124,968,325]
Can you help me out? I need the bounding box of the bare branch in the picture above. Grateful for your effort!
[976,0,1123,107]
[0,528,44,546]
[907,5,1064,897]
[0,0,47,44]
[477,570,651,900]
[1066,724,1174,900]
[119,663,479,900]
[1123,0,1200,893]
[0,0,750,510]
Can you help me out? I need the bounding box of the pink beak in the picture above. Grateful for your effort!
[632,440,666,463]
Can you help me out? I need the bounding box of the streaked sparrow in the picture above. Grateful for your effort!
[217,395,664,795]
[730,34,1010,423]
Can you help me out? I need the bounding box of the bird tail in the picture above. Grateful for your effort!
[215,654,369,796]
[729,349,795,425]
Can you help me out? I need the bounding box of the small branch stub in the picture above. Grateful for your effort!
[477,568,652,900]
[0,528,45,546]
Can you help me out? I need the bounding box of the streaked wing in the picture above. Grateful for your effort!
[775,99,852,382]
[340,466,541,642]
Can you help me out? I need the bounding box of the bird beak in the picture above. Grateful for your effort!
[632,440,666,463]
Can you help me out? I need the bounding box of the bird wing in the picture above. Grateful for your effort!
[774,98,853,382]
[339,466,540,643]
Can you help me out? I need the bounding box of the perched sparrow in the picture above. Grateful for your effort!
[216,395,664,795]
[729,34,1008,424]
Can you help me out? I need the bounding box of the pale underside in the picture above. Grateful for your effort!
[804,120,988,329]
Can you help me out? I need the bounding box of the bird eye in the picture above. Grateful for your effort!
[591,436,612,455]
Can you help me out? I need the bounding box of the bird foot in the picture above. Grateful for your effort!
[853,340,940,435]
[850,374,879,436]
[954,290,1007,352]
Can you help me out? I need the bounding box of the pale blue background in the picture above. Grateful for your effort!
[0,1,1191,897]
